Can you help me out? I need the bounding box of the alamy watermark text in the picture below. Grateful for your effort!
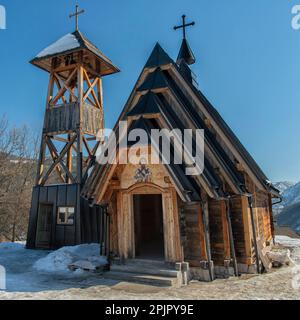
[0,5,6,30]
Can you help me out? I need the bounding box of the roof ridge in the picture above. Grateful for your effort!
[144,43,174,69]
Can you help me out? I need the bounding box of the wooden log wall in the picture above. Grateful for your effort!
[244,173,274,245]
[254,190,273,243]
[181,202,207,267]
[208,200,224,265]
[229,196,252,264]
[208,200,231,265]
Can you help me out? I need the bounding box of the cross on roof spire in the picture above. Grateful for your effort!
[69,4,85,31]
[173,15,195,39]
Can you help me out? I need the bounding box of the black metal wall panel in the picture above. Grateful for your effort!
[64,226,76,245]
[47,186,58,247]
[39,187,48,204]
[27,184,106,249]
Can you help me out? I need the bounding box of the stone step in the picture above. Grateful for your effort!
[110,264,179,278]
[103,271,179,287]
[114,258,172,268]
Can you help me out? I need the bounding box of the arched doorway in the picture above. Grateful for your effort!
[117,182,183,263]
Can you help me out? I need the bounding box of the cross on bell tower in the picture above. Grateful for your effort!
[69,4,85,31]
[174,14,196,65]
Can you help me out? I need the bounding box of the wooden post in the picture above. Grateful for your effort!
[201,199,214,281]
[225,199,239,276]
[241,196,253,264]
[77,65,84,185]
[248,196,261,273]
[220,200,231,261]
[268,194,276,244]
[198,205,208,261]
[66,133,73,184]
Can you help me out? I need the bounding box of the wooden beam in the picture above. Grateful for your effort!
[82,135,93,157]
[200,198,214,281]
[54,71,78,102]
[241,196,253,262]
[46,137,76,184]
[51,68,77,105]
[45,137,66,183]
[221,200,231,261]
[248,196,261,274]
[83,77,98,103]
[53,75,67,104]
[225,199,239,276]
[197,204,208,261]
[66,134,73,183]
[83,69,101,109]
[76,65,84,184]
[40,134,77,185]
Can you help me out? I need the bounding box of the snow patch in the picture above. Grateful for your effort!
[36,33,80,58]
[33,244,107,274]
[0,242,25,251]
[275,236,300,248]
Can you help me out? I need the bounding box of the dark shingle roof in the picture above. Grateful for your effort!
[137,68,169,92]
[177,38,196,65]
[127,92,162,117]
[144,43,174,69]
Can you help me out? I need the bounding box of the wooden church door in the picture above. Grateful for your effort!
[36,204,53,248]
[133,194,164,259]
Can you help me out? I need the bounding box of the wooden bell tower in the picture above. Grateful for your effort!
[27,9,119,249]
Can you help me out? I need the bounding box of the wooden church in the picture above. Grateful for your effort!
[27,10,280,282]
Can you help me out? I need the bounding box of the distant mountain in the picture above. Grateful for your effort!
[280,182,300,207]
[277,202,300,234]
[274,181,300,234]
[273,181,296,194]
[272,181,296,216]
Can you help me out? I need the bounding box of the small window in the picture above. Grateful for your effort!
[57,207,75,225]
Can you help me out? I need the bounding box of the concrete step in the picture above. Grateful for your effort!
[103,271,179,287]
[115,258,168,268]
[110,264,179,278]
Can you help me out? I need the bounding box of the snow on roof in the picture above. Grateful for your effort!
[36,33,81,59]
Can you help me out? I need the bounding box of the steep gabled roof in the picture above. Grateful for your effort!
[169,62,279,195]
[144,43,174,69]
[82,42,280,202]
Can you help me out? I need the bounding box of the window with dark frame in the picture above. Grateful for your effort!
[57,207,75,225]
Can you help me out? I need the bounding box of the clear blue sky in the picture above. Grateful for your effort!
[0,0,299,182]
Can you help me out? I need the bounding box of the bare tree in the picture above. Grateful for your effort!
[0,116,39,242]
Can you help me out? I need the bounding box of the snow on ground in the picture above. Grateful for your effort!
[0,243,108,294]
[0,237,300,300]
[33,244,107,273]
[275,236,300,265]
